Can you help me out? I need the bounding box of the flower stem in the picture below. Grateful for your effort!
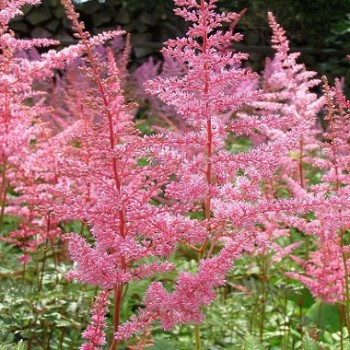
[194,325,202,350]
[110,284,124,350]
[0,158,8,231]
[341,228,350,335]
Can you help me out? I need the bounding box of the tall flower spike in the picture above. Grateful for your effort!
[121,2,337,343]
[244,12,324,189]
[56,2,202,349]
[116,0,294,342]
[234,12,325,283]
[0,0,81,258]
[0,0,126,262]
[147,1,257,122]
[81,290,110,350]
[287,78,350,304]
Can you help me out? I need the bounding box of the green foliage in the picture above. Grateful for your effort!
[0,234,95,349]
[242,333,265,350]
[148,339,178,350]
[302,334,320,350]
[226,136,253,154]
[0,340,26,350]
[305,302,341,333]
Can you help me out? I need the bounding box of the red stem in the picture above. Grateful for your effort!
[69,12,127,349]
[198,0,213,259]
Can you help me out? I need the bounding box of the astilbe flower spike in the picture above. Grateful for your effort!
[0,0,127,263]
[0,0,40,32]
[231,13,327,274]
[81,290,110,350]
[112,0,322,342]
[287,78,350,310]
[0,0,87,259]
[54,1,209,348]
[244,12,324,178]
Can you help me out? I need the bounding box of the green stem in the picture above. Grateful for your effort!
[341,228,350,335]
[0,158,8,231]
[340,304,344,350]
[38,212,51,293]
[59,329,65,350]
[38,238,48,293]
[259,252,268,342]
[195,325,202,350]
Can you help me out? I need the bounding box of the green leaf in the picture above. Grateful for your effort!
[305,302,341,333]
[303,334,320,350]
[149,339,177,350]
[16,340,26,350]
[242,333,265,350]
[0,340,26,350]
[286,288,315,309]
[137,157,150,166]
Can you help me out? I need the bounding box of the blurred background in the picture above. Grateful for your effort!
[10,0,350,84]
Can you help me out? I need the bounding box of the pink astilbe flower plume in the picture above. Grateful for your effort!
[51,1,211,348]
[81,290,110,350]
[0,0,84,257]
[231,13,326,272]
[287,240,350,303]
[243,12,324,182]
[287,78,350,304]
[0,0,127,261]
[112,0,326,343]
[321,77,350,189]
[0,0,41,31]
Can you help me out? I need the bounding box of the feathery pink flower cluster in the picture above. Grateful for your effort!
[81,290,110,350]
[3,0,350,347]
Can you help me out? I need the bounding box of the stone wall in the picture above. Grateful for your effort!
[9,0,350,84]
[10,0,182,59]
